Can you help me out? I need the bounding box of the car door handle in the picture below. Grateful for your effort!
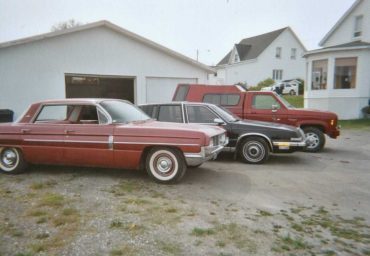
[65,130,75,134]
[21,129,31,133]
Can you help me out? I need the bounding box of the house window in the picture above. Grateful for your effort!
[272,69,283,80]
[276,47,282,58]
[311,59,328,90]
[354,15,363,38]
[291,48,297,59]
[334,57,357,89]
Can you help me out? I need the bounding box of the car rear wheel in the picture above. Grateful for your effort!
[303,127,325,152]
[0,147,27,174]
[239,137,269,164]
[146,147,186,184]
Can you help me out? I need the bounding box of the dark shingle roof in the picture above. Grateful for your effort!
[218,27,287,65]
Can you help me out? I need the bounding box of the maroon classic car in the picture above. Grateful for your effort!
[0,99,227,183]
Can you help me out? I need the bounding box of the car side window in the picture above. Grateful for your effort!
[158,105,183,123]
[187,106,218,123]
[78,105,99,124]
[35,105,70,123]
[252,95,281,110]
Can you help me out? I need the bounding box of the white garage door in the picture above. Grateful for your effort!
[146,77,197,103]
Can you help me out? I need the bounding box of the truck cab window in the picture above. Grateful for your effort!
[252,95,281,110]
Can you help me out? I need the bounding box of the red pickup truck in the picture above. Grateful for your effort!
[173,84,340,152]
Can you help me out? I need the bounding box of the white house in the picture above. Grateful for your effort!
[211,27,307,86]
[0,20,214,119]
[304,0,370,120]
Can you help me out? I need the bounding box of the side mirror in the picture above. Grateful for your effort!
[213,118,225,125]
[272,105,278,112]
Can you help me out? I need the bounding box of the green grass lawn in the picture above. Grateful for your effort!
[282,95,303,108]
[338,119,370,130]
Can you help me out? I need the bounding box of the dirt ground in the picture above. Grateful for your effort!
[1,129,370,256]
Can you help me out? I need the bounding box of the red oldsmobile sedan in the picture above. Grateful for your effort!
[0,99,227,183]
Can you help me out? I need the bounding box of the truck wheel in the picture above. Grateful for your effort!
[303,127,326,153]
[290,90,296,95]
[146,147,186,184]
[0,147,27,174]
[239,137,269,164]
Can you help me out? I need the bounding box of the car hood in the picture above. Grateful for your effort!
[114,119,224,138]
[230,119,303,140]
[236,119,298,131]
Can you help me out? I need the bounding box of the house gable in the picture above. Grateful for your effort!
[320,0,370,47]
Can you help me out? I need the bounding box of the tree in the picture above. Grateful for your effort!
[51,19,82,32]
[248,78,275,91]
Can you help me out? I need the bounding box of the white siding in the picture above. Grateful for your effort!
[0,27,209,119]
[145,77,197,103]
[323,0,370,47]
[216,29,306,86]
[305,49,370,119]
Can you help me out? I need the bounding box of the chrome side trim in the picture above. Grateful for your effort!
[108,135,114,150]
[236,133,273,151]
[273,141,306,147]
[114,142,199,146]
[24,139,64,143]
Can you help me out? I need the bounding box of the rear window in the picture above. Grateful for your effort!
[173,84,190,101]
[203,94,240,106]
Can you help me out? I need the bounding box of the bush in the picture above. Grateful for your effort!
[297,78,305,95]
[249,78,275,91]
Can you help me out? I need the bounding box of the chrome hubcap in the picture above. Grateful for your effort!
[306,132,320,149]
[243,142,265,162]
[2,149,17,167]
[156,157,173,173]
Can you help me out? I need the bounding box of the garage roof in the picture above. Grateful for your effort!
[0,20,214,73]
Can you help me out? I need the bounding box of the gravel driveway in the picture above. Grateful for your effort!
[1,129,370,256]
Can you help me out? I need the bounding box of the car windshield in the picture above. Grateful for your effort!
[100,100,150,123]
[275,93,295,109]
[209,105,239,122]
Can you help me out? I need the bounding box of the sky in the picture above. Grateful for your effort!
[0,0,356,65]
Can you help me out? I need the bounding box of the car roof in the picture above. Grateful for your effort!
[34,98,129,105]
[139,101,217,107]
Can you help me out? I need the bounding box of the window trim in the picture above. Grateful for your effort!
[353,15,363,38]
[333,57,358,90]
[276,47,282,59]
[290,48,297,60]
[311,59,328,90]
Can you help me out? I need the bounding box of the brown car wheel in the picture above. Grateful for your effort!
[0,147,27,174]
[146,147,186,184]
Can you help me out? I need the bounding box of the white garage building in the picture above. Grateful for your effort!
[0,20,213,119]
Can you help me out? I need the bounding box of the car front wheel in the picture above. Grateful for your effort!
[146,147,186,184]
[239,137,269,164]
[0,147,27,174]
[303,127,325,152]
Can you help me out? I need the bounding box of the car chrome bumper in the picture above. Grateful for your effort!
[272,140,306,150]
[184,138,228,166]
